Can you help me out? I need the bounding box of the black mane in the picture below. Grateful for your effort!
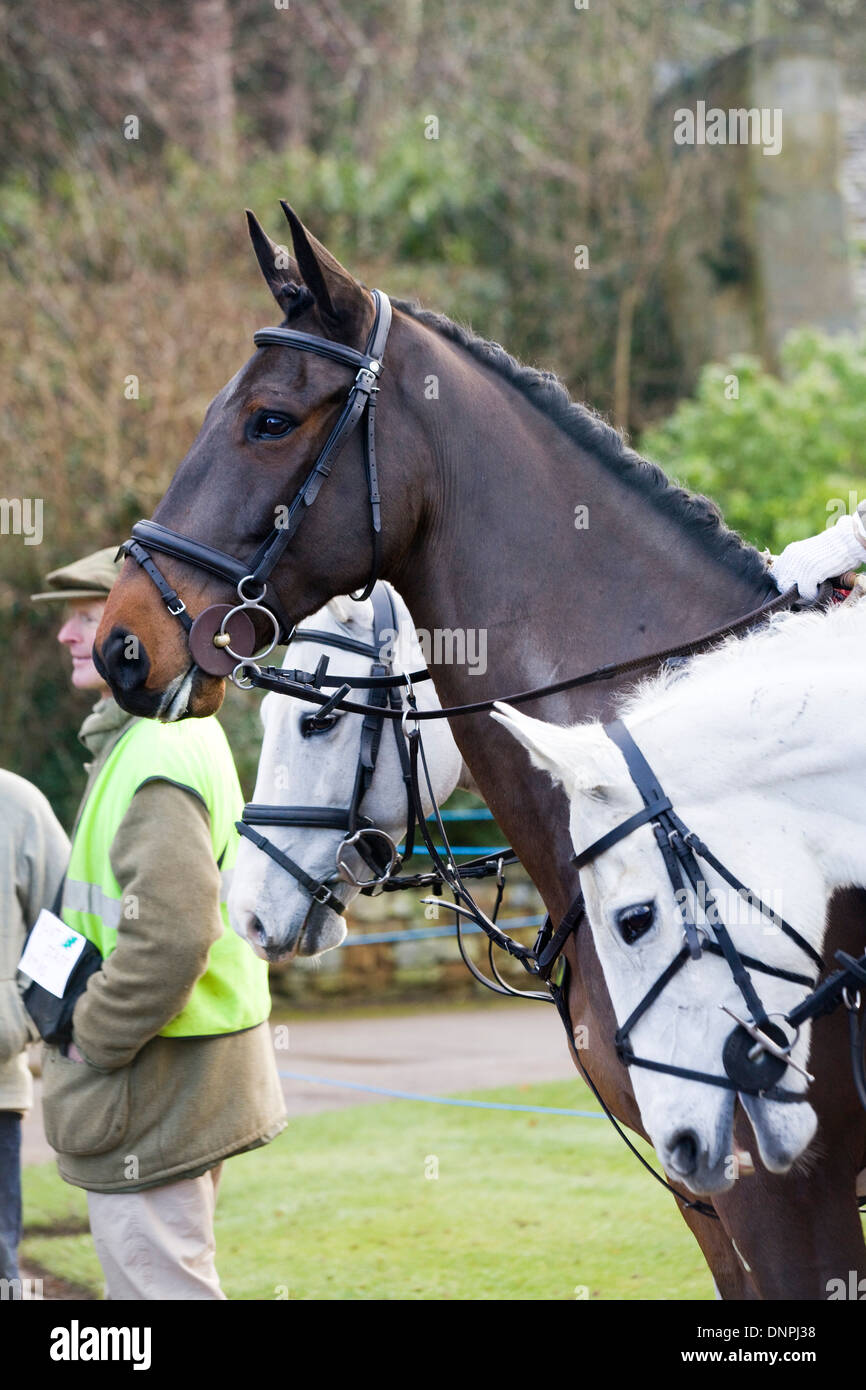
[392,297,775,592]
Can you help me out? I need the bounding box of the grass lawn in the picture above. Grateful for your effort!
[21,1078,712,1300]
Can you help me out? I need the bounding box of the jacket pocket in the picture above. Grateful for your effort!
[0,979,30,1064]
[41,1048,130,1156]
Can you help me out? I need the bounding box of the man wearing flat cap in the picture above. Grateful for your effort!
[30,546,286,1300]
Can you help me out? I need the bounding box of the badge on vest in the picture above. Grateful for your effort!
[19,910,88,997]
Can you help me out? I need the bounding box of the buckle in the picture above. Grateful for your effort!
[354,366,379,392]
[167,598,187,617]
[313,883,334,906]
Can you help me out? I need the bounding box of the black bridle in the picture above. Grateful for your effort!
[119,290,393,676]
[572,718,824,1103]
[234,581,527,951]
[236,583,410,917]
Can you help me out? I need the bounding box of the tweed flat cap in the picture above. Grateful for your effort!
[31,546,123,603]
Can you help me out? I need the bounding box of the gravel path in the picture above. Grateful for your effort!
[22,1001,576,1165]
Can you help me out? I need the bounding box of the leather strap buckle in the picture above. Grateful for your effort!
[354,366,380,393]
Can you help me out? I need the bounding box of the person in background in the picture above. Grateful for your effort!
[770,502,866,599]
[30,547,286,1300]
[0,771,68,1293]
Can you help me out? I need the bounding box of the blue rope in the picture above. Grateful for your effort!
[343,915,545,946]
[397,845,509,857]
[277,1069,604,1117]
[294,808,577,1112]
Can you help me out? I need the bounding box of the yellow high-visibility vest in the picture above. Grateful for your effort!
[62,714,270,1038]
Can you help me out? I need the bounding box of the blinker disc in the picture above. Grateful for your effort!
[189,604,256,676]
[722,1021,789,1093]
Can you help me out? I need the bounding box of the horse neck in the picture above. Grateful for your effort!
[628,609,866,920]
[388,317,777,919]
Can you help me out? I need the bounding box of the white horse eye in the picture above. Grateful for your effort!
[300,711,342,738]
[616,901,656,945]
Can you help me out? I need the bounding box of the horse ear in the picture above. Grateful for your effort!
[491,703,578,791]
[280,200,367,330]
[491,703,620,801]
[246,209,304,314]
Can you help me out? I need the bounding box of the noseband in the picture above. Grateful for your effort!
[573,719,825,1102]
[236,583,411,917]
[118,290,393,678]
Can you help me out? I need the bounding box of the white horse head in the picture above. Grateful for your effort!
[492,599,866,1195]
[228,583,465,962]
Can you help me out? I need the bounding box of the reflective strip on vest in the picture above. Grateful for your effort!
[65,871,236,930]
[64,879,123,930]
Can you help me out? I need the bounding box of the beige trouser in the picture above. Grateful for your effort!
[86,1165,226,1300]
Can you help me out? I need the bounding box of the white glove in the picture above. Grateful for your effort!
[770,512,866,601]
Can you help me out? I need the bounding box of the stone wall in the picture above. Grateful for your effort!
[268,867,546,1010]
[840,90,866,314]
[656,36,857,389]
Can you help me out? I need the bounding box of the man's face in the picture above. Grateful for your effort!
[58,599,110,695]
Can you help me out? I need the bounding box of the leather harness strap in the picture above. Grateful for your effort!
[123,538,194,632]
[238,822,348,916]
[243,586,801,717]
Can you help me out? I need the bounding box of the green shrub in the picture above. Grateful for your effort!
[640,330,866,553]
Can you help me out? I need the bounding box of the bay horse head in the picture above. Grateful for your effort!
[95,203,431,719]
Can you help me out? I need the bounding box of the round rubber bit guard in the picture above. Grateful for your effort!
[188,604,257,676]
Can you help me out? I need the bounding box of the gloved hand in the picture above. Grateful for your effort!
[770,512,866,601]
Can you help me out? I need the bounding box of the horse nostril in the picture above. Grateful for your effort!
[668,1130,700,1176]
[247,915,268,947]
[96,624,151,693]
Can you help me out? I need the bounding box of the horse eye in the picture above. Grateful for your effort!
[254,411,295,439]
[300,712,341,737]
[616,902,655,945]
